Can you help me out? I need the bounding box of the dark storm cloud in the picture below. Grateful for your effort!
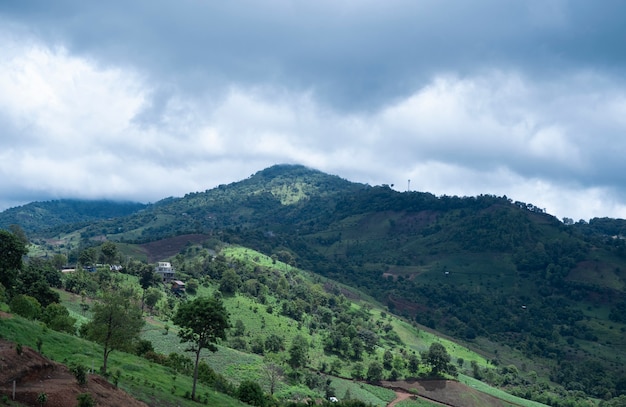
[3,0,625,110]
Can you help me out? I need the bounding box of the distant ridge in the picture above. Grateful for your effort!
[0,199,146,234]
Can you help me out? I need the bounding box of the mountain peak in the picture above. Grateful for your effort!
[235,164,357,205]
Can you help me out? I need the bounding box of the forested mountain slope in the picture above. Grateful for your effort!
[7,164,626,401]
[0,199,146,234]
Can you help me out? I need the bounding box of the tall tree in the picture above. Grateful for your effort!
[8,224,29,246]
[219,268,240,295]
[99,241,118,265]
[0,230,27,294]
[81,291,144,374]
[366,361,383,382]
[42,303,77,334]
[50,253,67,271]
[263,361,284,395]
[408,353,420,375]
[288,334,309,369]
[173,296,230,401]
[138,264,159,312]
[18,258,61,307]
[422,342,456,377]
[78,247,97,268]
[144,287,162,315]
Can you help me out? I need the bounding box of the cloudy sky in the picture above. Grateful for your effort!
[1,1,625,221]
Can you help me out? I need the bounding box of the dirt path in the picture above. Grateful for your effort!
[387,390,412,406]
[386,388,456,407]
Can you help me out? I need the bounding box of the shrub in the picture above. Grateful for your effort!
[37,392,47,406]
[10,294,41,320]
[112,369,121,388]
[41,303,77,334]
[134,339,154,356]
[70,363,88,385]
[143,350,168,365]
[76,393,95,407]
[237,380,266,407]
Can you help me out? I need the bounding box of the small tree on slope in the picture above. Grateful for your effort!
[173,295,230,401]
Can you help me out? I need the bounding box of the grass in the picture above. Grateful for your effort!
[0,315,247,407]
[458,375,549,407]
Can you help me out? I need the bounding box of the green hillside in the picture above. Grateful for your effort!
[3,163,626,405]
[0,242,553,407]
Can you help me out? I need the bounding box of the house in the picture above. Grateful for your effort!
[171,280,186,294]
[155,261,175,282]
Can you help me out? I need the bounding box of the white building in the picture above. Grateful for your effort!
[155,261,175,282]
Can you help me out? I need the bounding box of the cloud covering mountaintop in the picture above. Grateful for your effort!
[1,0,626,221]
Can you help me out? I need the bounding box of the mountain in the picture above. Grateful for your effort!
[0,199,147,234]
[10,164,626,400]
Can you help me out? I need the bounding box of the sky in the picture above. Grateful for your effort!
[1,0,626,221]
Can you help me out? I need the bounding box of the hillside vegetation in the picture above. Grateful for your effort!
[2,164,626,406]
[1,241,550,407]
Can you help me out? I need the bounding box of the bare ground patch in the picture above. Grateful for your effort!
[381,379,518,407]
[139,234,211,262]
[0,339,147,407]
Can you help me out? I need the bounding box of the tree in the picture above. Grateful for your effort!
[78,247,97,268]
[139,265,159,312]
[0,230,27,294]
[383,349,393,370]
[233,319,246,336]
[50,253,67,271]
[219,268,240,295]
[265,334,285,353]
[144,287,162,314]
[99,241,118,264]
[602,395,626,407]
[185,278,199,295]
[264,361,284,395]
[17,259,60,307]
[42,303,76,334]
[9,224,29,246]
[408,353,420,375]
[173,296,230,401]
[351,336,364,360]
[237,380,266,406]
[351,362,364,380]
[366,361,383,382]
[64,269,98,296]
[422,342,456,377]
[9,294,41,320]
[251,336,265,354]
[288,334,309,369]
[81,292,144,375]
